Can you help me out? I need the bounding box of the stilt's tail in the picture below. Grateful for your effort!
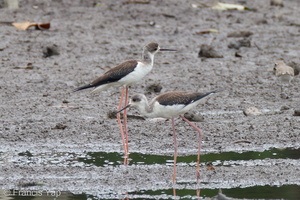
[73,84,94,92]
[195,88,223,101]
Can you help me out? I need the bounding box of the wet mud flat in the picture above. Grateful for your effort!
[0,0,300,199]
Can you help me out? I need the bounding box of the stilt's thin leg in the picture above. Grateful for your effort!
[117,88,127,156]
[171,117,177,197]
[123,87,129,154]
[179,115,202,197]
[122,87,129,165]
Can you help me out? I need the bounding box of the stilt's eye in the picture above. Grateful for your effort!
[132,97,140,102]
[132,98,137,102]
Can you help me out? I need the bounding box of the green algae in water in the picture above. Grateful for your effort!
[78,147,300,167]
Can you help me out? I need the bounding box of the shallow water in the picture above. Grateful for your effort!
[1,148,299,199]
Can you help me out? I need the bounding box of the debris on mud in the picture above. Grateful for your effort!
[18,182,44,188]
[107,110,120,119]
[227,31,253,38]
[146,83,163,94]
[243,106,262,116]
[52,123,67,130]
[233,140,252,144]
[288,61,300,75]
[270,0,284,7]
[43,46,60,58]
[13,63,34,69]
[293,110,300,116]
[183,112,204,122]
[122,1,150,5]
[280,105,290,111]
[12,21,50,30]
[280,93,289,99]
[235,52,243,57]
[211,2,248,11]
[107,110,145,120]
[198,44,223,58]
[195,29,219,35]
[228,38,251,49]
[206,162,215,171]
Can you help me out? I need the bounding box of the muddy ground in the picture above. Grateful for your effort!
[0,0,300,199]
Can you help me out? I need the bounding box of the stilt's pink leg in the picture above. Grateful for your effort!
[123,87,129,154]
[117,88,127,157]
[179,115,202,197]
[171,117,177,196]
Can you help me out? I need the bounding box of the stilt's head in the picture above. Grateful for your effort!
[129,94,148,108]
[142,43,176,64]
[144,42,176,55]
[116,94,149,115]
[144,43,160,55]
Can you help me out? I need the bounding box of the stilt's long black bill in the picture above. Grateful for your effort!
[116,104,131,114]
[159,49,177,51]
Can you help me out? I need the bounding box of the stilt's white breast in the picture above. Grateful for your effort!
[118,62,153,86]
[150,102,186,118]
[150,99,205,119]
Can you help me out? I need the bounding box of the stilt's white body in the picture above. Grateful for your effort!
[148,101,201,118]
[91,61,154,94]
[118,60,154,86]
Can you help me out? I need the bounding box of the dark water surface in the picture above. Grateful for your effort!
[78,147,300,167]
[1,185,299,199]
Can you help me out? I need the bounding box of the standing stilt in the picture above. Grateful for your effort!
[116,89,220,197]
